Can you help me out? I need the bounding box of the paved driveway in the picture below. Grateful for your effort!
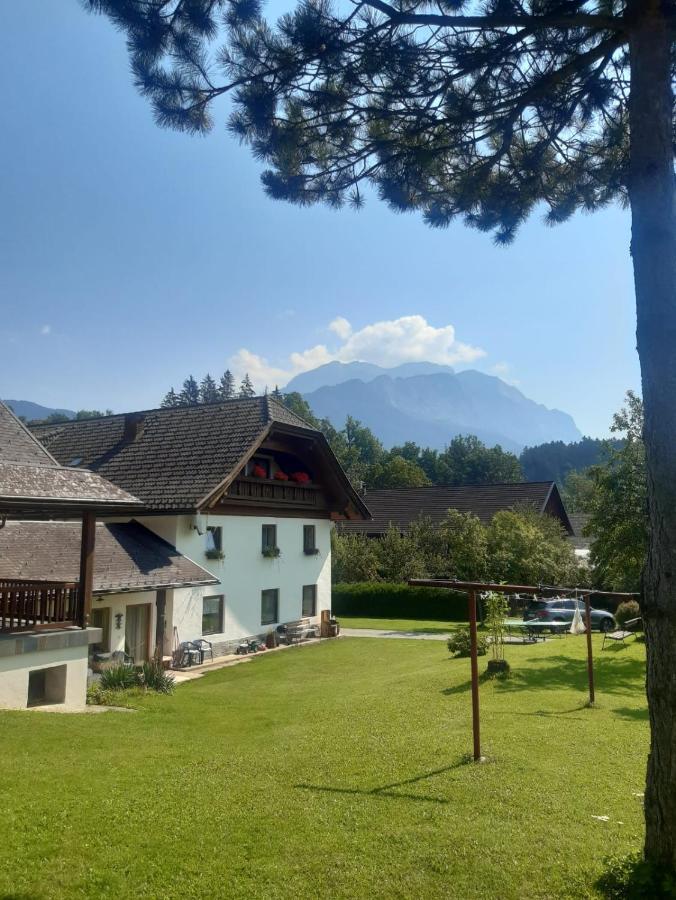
[341,628,451,641]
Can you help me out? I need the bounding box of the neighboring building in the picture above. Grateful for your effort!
[0,520,218,664]
[0,401,141,709]
[568,513,592,561]
[338,482,573,537]
[31,397,369,659]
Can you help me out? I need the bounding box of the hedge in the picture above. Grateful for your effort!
[332,582,468,621]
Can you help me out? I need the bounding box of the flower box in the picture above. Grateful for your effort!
[274,471,289,481]
[251,465,267,479]
[290,472,310,484]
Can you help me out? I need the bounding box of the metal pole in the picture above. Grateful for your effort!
[468,590,481,761]
[584,594,595,705]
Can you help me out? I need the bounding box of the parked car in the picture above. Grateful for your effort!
[523,598,615,632]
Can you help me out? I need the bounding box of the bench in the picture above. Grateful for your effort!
[602,617,642,650]
[278,618,319,645]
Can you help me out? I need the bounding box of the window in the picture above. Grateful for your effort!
[206,526,223,559]
[302,584,317,618]
[261,589,279,626]
[303,525,318,555]
[262,524,277,551]
[202,595,224,635]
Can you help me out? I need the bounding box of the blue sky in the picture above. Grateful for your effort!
[0,2,639,437]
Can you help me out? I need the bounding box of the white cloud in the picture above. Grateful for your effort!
[329,317,352,340]
[230,314,485,391]
[40,324,51,336]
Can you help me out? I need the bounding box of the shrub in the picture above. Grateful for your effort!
[140,661,175,694]
[332,582,467,621]
[86,684,142,708]
[99,664,138,691]
[616,599,641,628]
[447,628,488,658]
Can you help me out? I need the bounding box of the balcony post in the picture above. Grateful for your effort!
[78,512,96,628]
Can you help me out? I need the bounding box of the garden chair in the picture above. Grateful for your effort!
[602,617,642,650]
[173,641,201,668]
[192,638,214,664]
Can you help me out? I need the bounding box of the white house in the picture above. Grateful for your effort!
[29,396,370,662]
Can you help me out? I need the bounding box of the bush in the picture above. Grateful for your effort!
[447,628,488,658]
[332,582,467,621]
[597,852,676,899]
[616,599,641,628]
[140,661,175,694]
[99,664,138,691]
[86,684,142,708]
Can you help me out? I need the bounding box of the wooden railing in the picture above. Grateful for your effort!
[0,580,81,633]
[227,476,325,508]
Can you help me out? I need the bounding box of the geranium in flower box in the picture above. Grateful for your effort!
[251,465,267,479]
[291,472,310,484]
[274,471,289,481]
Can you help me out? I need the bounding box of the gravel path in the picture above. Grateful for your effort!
[340,627,451,641]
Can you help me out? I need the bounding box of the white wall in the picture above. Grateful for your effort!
[0,645,89,710]
[92,591,157,662]
[138,514,333,647]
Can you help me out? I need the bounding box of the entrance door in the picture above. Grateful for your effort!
[125,604,150,664]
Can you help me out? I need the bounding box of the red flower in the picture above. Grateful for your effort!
[274,471,289,481]
[251,465,267,479]
[291,471,310,484]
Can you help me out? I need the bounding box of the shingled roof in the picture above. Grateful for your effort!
[0,401,140,516]
[339,482,572,536]
[0,520,218,593]
[31,396,367,515]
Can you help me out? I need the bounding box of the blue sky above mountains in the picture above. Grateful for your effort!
[0,2,639,437]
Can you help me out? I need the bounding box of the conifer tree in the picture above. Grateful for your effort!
[199,373,220,404]
[179,375,200,406]
[161,387,180,408]
[271,385,284,401]
[238,373,255,398]
[219,370,235,400]
[87,0,676,869]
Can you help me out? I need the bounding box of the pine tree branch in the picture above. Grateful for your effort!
[358,2,624,32]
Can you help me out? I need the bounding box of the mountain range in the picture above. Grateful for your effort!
[5,361,581,453]
[285,363,581,453]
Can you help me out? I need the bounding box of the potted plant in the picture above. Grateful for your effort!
[290,471,310,484]
[251,464,267,479]
[485,592,510,676]
[262,546,281,559]
[274,470,289,481]
[205,549,225,560]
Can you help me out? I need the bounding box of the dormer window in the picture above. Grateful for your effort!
[205,526,224,560]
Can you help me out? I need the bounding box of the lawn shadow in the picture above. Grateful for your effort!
[613,706,649,721]
[296,760,467,804]
[440,654,645,698]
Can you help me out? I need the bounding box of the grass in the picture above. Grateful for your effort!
[340,615,456,633]
[0,636,648,899]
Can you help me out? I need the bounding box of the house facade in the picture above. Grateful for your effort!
[31,396,369,661]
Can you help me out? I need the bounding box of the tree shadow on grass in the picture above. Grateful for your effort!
[296,760,469,804]
[441,655,645,698]
[613,706,649,721]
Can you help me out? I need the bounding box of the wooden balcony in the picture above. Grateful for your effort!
[226,476,327,509]
[0,579,81,633]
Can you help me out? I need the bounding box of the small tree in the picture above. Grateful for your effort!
[485,592,510,675]
[179,376,200,406]
[331,531,380,584]
[161,387,180,408]
[199,373,220,404]
[219,370,235,400]
[238,373,255,398]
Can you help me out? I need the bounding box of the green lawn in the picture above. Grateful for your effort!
[340,615,456,633]
[0,636,648,899]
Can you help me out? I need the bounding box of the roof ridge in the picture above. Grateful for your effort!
[29,395,270,428]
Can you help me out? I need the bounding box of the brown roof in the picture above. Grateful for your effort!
[568,513,592,550]
[0,520,218,593]
[339,482,572,536]
[31,396,368,517]
[0,402,140,516]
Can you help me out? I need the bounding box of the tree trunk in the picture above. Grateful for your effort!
[628,0,676,869]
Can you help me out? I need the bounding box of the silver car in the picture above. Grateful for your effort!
[524,598,615,632]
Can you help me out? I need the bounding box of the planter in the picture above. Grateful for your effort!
[487,659,510,676]
[205,550,225,560]
[262,547,281,559]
